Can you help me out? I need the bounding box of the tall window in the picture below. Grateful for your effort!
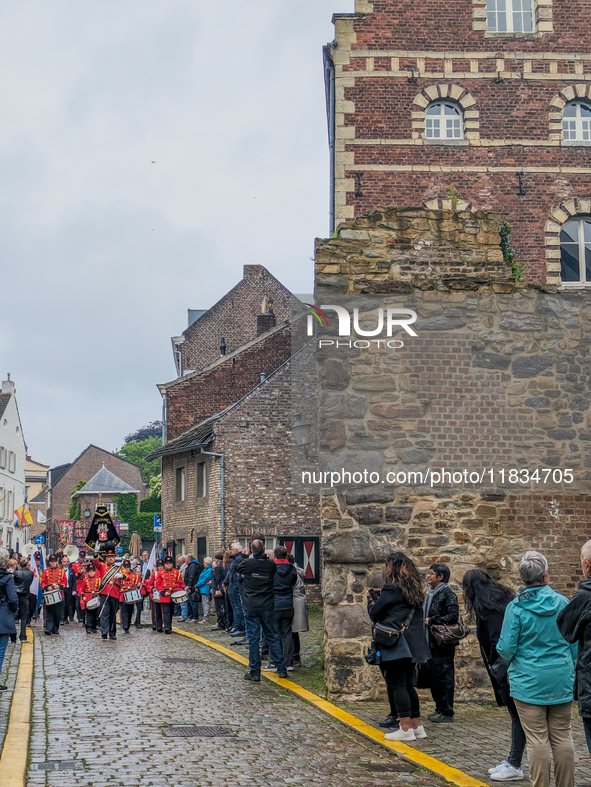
[196,461,207,498]
[562,102,591,142]
[425,102,463,140]
[487,0,533,32]
[560,217,591,283]
[175,467,186,503]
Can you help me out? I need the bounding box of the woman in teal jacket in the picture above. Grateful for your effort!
[497,551,576,787]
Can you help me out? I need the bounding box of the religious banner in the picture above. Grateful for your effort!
[85,505,120,551]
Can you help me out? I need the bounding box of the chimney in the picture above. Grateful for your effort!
[2,376,15,395]
[257,313,276,335]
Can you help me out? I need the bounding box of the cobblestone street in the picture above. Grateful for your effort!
[24,622,446,787]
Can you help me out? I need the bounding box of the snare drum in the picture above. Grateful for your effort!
[171,589,189,605]
[85,595,100,611]
[43,589,63,606]
[124,588,142,604]
[152,589,161,602]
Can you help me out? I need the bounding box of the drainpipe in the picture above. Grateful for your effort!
[161,392,167,446]
[200,451,225,548]
[324,46,336,235]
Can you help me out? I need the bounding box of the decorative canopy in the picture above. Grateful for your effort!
[72,464,140,497]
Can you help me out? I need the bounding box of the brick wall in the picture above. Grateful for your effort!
[328,2,591,285]
[314,207,591,699]
[179,265,303,374]
[165,325,293,441]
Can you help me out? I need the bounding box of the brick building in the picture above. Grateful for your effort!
[325,0,591,286]
[149,267,321,591]
[46,445,147,553]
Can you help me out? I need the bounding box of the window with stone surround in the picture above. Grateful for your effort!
[562,101,591,142]
[425,102,463,140]
[560,217,591,285]
[196,460,207,499]
[175,466,186,503]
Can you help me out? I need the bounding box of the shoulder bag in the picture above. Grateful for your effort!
[373,608,415,648]
[429,614,470,646]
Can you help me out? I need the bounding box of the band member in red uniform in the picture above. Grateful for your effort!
[92,542,123,641]
[81,564,101,634]
[40,554,67,636]
[155,555,185,634]
[72,549,87,624]
[147,559,164,631]
[119,560,139,634]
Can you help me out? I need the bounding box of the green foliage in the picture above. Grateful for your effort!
[67,480,87,520]
[115,437,162,485]
[446,183,460,208]
[114,493,158,553]
[500,220,528,282]
[140,494,161,513]
[149,474,161,498]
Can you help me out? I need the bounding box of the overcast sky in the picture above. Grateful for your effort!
[0,0,351,467]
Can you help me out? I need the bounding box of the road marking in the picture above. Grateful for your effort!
[173,627,488,787]
[0,628,34,787]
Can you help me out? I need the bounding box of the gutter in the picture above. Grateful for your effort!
[200,450,225,548]
[324,46,336,235]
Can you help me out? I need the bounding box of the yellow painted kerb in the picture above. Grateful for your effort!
[0,628,34,787]
[173,627,488,787]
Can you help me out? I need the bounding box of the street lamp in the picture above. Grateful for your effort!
[291,412,314,460]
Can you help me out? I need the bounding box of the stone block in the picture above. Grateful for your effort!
[385,506,414,523]
[472,352,511,370]
[370,403,425,419]
[512,355,554,378]
[325,605,371,640]
[500,312,544,331]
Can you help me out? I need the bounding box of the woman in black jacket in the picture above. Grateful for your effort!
[13,556,34,643]
[463,569,526,782]
[367,551,430,742]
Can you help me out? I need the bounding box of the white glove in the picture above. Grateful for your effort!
[72,591,77,596]
[115,573,124,579]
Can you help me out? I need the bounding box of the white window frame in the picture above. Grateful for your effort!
[562,101,591,142]
[8,452,16,473]
[175,467,186,503]
[236,535,277,552]
[560,217,591,284]
[196,460,207,499]
[486,0,534,32]
[0,447,6,469]
[97,501,118,516]
[425,102,463,140]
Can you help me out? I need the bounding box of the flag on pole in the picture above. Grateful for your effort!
[36,509,47,524]
[142,543,156,578]
[14,504,34,530]
[36,548,46,610]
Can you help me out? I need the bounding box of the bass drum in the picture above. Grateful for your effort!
[171,590,189,605]
[43,589,63,606]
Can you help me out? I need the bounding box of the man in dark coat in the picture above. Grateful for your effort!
[0,547,18,690]
[184,555,201,622]
[236,540,287,681]
[265,546,297,671]
[557,538,591,754]
[424,563,460,722]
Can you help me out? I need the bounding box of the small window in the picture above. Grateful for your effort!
[560,217,591,283]
[487,0,533,32]
[425,102,463,140]
[237,535,277,551]
[98,502,117,516]
[8,452,16,473]
[562,101,591,142]
[196,461,207,498]
[0,447,5,469]
[175,467,186,503]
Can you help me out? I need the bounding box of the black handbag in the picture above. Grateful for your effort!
[365,641,381,666]
[373,609,415,648]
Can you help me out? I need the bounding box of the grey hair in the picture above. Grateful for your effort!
[230,541,243,551]
[202,556,213,566]
[518,550,548,586]
[0,548,9,567]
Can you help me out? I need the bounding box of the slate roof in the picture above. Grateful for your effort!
[0,394,10,420]
[49,463,72,487]
[72,464,140,497]
[30,486,48,504]
[145,414,220,461]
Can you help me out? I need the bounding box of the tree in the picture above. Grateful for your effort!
[115,437,162,486]
[68,480,87,520]
[123,421,163,444]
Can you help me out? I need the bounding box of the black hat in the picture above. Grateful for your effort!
[86,563,96,571]
[156,559,164,566]
[164,555,174,564]
[122,559,131,568]
[104,541,117,556]
[34,551,41,559]
[48,554,58,562]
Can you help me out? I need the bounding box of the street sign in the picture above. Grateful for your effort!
[35,535,45,545]
[117,546,123,553]
[153,514,162,533]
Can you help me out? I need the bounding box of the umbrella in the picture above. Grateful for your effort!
[129,532,143,559]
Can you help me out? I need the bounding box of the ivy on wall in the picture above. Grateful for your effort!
[114,493,159,553]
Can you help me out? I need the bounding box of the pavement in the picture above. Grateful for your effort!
[22,618,448,787]
[0,637,22,754]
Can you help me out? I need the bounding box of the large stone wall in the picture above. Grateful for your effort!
[314,207,591,700]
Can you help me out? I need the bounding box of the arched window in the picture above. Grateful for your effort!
[562,101,591,142]
[560,217,591,283]
[425,102,463,140]
[487,0,533,32]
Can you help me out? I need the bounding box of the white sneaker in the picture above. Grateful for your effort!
[262,664,277,672]
[413,725,427,739]
[384,727,416,742]
[286,666,294,672]
[490,764,524,782]
[489,761,509,775]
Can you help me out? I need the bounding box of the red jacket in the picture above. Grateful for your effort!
[155,568,184,600]
[92,558,122,599]
[41,567,67,597]
[119,571,140,603]
[72,562,86,594]
[80,576,101,610]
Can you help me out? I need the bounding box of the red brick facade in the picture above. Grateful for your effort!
[177,265,302,375]
[327,0,591,286]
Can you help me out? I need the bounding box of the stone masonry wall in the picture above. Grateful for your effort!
[314,207,591,700]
